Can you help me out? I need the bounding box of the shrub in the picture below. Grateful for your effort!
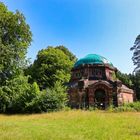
[0,76,67,114]
[26,81,67,113]
[10,81,40,113]
[111,102,140,112]
[0,75,40,113]
[125,102,140,111]
[0,87,10,113]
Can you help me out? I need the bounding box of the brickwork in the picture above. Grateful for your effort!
[69,55,134,109]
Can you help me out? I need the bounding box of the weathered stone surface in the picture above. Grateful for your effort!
[68,54,134,109]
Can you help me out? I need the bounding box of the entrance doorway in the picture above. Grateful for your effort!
[94,89,106,109]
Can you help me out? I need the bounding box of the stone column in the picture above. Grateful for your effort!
[78,91,83,108]
[117,93,123,106]
[88,89,94,106]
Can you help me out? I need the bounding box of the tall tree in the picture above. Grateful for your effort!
[130,35,140,73]
[129,72,140,100]
[27,47,73,89]
[0,2,32,85]
[130,35,140,100]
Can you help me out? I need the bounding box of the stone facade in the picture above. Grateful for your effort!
[68,54,134,109]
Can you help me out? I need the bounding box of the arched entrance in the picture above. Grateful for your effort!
[94,89,106,109]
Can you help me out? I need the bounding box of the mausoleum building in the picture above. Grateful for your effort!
[68,54,134,109]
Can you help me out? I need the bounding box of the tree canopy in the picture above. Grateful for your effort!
[0,2,32,85]
[55,45,77,63]
[130,35,140,73]
[27,47,74,89]
[116,71,132,88]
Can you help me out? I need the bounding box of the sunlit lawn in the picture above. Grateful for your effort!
[0,110,140,140]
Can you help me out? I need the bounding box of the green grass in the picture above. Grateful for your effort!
[0,110,140,140]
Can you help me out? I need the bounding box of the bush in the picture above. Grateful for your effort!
[0,75,68,114]
[111,102,140,112]
[0,75,39,113]
[125,102,140,111]
[10,81,40,113]
[26,81,67,113]
[0,87,10,113]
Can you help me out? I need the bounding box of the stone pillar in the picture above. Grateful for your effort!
[78,91,83,108]
[108,93,113,105]
[117,88,123,106]
[88,88,94,106]
[117,93,123,106]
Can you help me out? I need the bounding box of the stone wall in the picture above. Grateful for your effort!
[121,92,133,103]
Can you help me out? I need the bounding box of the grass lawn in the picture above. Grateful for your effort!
[0,110,140,140]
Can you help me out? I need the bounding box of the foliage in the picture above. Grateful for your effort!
[0,75,38,113]
[0,3,68,114]
[126,102,140,111]
[129,72,140,100]
[0,76,67,114]
[55,45,77,63]
[27,47,73,89]
[116,71,140,100]
[112,71,117,80]
[113,70,140,101]
[130,35,140,100]
[130,35,140,73]
[88,106,98,111]
[116,71,132,88]
[0,2,32,86]
[0,87,10,113]
[0,76,67,113]
[111,102,140,112]
[26,81,67,113]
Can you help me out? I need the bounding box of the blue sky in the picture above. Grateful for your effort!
[1,0,140,73]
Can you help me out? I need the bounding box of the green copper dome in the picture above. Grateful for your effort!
[74,54,113,68]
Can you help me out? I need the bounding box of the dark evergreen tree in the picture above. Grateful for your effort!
[130,35,140,100]
[130,35,140,73]
[129,72,140,100]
